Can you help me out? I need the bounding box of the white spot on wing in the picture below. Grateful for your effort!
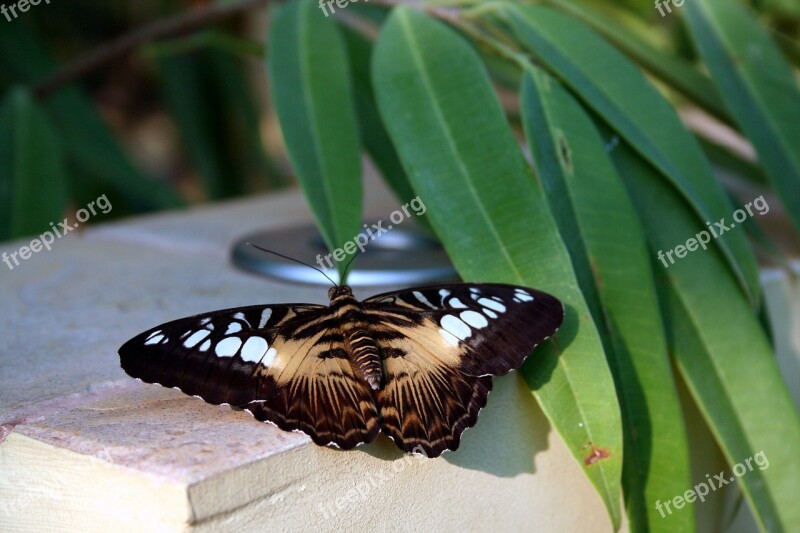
[199,339,211,352]
[449,298,467,309]
[233,312,251,327]
[515,289,534,302]
[413,291,436,309]
[241,336,269,363]
[483,308,498,319]
[145,334,164,345]
[439,329,460,347]
[200,317,212,326]
[258,308,272,329]
[184,330,209,348]
[441,315,471,340]
[262,347,278,366]
[439,289,451,299]
[216,337,242,358]
[146,330,162,341]
[226,322,243,334]
[479,298,506,313]
[461,310,488,329]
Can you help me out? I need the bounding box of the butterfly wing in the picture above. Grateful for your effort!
[119,303,381,449]
[374,343,493,457]
[365,283,564,377]
[363,283,563,456]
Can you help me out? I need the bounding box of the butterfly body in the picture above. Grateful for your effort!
[327,286,384,390]
[119,283,563,457]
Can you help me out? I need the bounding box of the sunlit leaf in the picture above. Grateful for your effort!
[372,8,623,527]
[268,0,362,278]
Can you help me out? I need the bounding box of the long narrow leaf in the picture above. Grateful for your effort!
[501,4,761,307]
[339,24,431,232]
[684,0,800,235]
[160,54,234,199]
[372,8,623,527]
[268,0,362,277]
[544,0,729,122]
[0,88,68,240]
[0,24,183,212]
[613,141,800,532]
[521,67,693,532]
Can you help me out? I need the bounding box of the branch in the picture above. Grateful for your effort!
[32,0,270,99]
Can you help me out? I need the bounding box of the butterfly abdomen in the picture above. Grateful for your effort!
[330,289,383,391]
[344,327,383,391]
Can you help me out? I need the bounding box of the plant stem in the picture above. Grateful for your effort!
[32,0,270,99]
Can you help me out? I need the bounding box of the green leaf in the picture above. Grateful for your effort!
[339,24,431,232]
[268,0,362,278]
[372,7,622,528]
[544,0,729,122]
[160,49,281,199]
[683,0,800,235]
[696,136,766,186]
[521,67,693,532]
[0,23,183,213]
[0,88,69,240]
[160,53,235,200]
[206,49,285,190]
[612,141,800,532]
[502,4,761,307]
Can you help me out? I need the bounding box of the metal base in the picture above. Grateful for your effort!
[230,224,458,287]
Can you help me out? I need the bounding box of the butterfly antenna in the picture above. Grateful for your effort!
[246,243,338,287]
[341,253,358,285]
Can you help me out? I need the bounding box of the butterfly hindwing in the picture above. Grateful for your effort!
[363,283,563,456]
[243,346,381,449]
[374,335,493,457]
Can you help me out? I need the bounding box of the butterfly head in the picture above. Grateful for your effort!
[328,285,353,302]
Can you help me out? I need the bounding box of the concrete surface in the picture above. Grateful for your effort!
[1,177,797,532]
[0,182,617,532]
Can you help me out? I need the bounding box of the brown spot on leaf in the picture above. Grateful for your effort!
[556,132,573,175]
[584,446,611,466]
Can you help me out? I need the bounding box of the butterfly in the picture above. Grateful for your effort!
[119,281,563,457]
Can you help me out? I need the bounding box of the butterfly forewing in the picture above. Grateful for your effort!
[119,303,326,406]
[364,283,564,377]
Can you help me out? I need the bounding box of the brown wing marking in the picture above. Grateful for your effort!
[371,320,493,457]
[244,325,380,449]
